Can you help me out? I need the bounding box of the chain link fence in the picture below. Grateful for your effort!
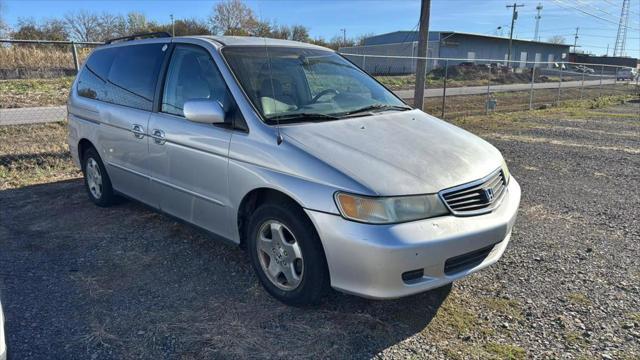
[343,53,640,119]
[0,39,101,125]
[0,41,638,126]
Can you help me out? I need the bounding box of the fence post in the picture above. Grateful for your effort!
[71,42,80,73]
[580,70,585,100]
[557,62,563,105]
[529,65,535,110]
[441,60,448,119]
[485,74,491,115]
[362,55,367,74]
[599,65,604,98]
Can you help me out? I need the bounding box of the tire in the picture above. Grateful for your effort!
[247,202,329,306]
[82,147,117,207]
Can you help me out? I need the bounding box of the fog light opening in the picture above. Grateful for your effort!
[402,269,424,284]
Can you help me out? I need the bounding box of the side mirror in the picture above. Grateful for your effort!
[183,99,226,124]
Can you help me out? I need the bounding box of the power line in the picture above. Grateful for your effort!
[602,0,640,17]
[575,0,639,25]
[552,0,640,31]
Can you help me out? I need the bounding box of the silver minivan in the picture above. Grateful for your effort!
[68,33,521,305]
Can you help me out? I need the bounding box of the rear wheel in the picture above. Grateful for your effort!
[82,147,116,207]
[247,202,329,305]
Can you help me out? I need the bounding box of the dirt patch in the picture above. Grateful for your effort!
[0,102,639,359]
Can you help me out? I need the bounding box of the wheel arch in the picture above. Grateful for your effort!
[237,187,307,249]
[77,138,96,169]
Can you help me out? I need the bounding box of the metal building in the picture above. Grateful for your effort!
[340,31,571,75]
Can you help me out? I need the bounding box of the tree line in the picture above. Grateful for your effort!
[0,0,370,49]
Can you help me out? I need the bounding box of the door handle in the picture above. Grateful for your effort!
[132,124,145,139]
[152,129,166,145]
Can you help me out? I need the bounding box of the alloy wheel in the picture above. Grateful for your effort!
[86,157,103,199]
[256,220,304,291]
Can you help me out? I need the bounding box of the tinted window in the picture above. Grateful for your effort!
[162,45,240,125]
[77,43,167,111]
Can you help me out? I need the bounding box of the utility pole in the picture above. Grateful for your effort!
[413,0,431,109]
[573,27,579,53]
[170,14,175,36]
[606,43,609,56]
[534,3,543,41]
[506,3,524,64]
[340,28,346,47]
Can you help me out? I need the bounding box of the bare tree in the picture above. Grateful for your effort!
[0,0,9,37]
[125,12,149,34]
[96,12,127,41]
[547,35,566,44]
[64,10,101,42]
[209,0,257,35]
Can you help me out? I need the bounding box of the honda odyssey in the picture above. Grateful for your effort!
[67,33,521,305]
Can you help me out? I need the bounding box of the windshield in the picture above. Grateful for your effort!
[222,46,408,123]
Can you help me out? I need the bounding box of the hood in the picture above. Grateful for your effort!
[281,109,503,196]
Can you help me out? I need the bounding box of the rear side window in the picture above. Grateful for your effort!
[77,43,167,111]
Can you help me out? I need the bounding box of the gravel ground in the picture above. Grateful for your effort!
[0,101,638,359]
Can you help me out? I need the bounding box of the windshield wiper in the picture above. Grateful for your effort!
[265,112,340,124]
[340,104,412,118]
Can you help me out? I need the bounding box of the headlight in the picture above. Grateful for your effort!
[501,160,511,184]
[334,192,449,224]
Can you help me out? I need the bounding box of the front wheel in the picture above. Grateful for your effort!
[247,202,329,305]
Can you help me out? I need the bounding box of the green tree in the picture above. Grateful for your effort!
[149,18,211,36]
[11,18,68,41]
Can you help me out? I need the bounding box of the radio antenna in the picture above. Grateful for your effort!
[264,38,283,145]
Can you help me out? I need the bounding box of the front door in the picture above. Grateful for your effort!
[148,44,237,237]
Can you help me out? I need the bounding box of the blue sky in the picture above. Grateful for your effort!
[2,0,639,57]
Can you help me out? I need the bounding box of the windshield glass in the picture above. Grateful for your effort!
[222,46,408,123]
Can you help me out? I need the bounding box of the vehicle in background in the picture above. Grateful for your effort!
[457,61,475,68]
[553,62,567,70]
[573,65,595,74]
[67,33,521,305]
[616,67,638,81]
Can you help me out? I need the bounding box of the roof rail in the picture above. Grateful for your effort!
[105,31,172,45]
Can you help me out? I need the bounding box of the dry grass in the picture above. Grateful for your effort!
[0,120,80,190]
[0,46,92,71]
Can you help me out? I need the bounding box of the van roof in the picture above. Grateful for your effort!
[194,35,330,50]
[99,34,332,51]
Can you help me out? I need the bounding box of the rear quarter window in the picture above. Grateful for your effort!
[76,43,167,111]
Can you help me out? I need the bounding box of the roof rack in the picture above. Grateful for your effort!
[105,31,172,45]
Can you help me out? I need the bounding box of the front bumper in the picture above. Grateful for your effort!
[306,177,521,299]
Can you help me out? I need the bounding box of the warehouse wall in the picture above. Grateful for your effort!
[340,41,440,75]
[435,33,569,68]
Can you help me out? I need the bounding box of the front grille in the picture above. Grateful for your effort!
[444,244,495,275]
[440,168,507,215]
